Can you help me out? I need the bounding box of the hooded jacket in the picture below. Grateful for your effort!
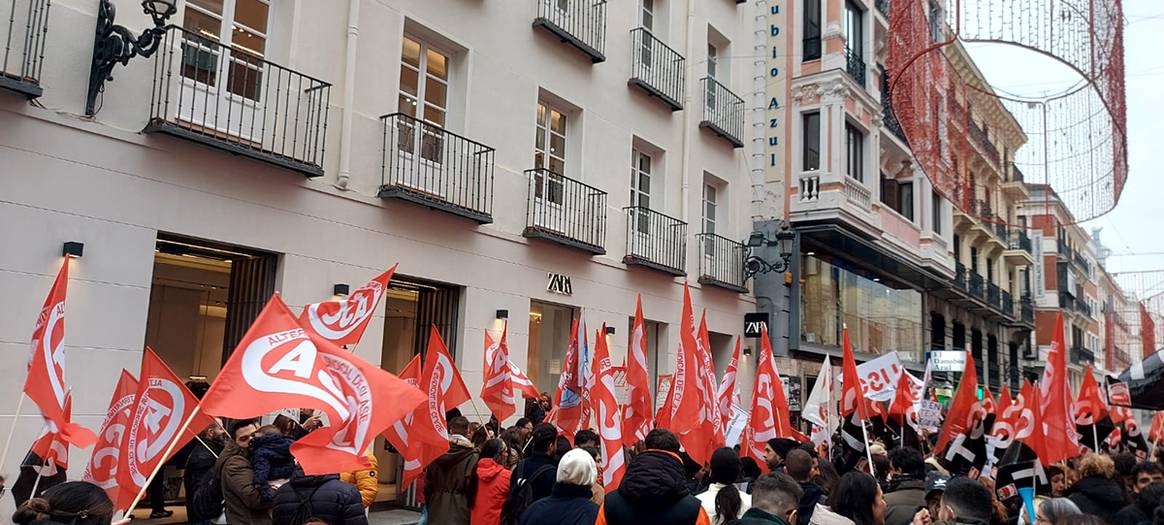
[270,472,368,525]
[215,441,272,525]
[807,504,857,525]
[1066,476,1126,523]
[519,482,600,525]
[596,450,712,525]
[424,435,480,525]
[339,451,380,508]
[472,457,512,525]
[250,433,297,504]
[883,477,927,525]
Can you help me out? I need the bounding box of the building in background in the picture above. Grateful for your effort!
[0,0,763,506]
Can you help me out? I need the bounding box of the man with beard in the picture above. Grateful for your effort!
[185,418,228,525]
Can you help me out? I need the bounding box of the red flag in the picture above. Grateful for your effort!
[1142,303,1157,360]
[684,310,724,465]
[742,323,796,472]
[481,323,516,420]
[382,355,423,479]
[289,336,426,475]
[591,325,627,492]
[623,295,653,446]
[1040,312,1079,465]
[397,326,471,486]
[23,258,96,448]
[982,387,997,417]
[201,295,357,425]
[299,265,397,347]
[1148,413,1164,444]
[1016,380,1045,457]
[667,284,704,438]
[998,386,1013,412]
[1074,366,1108,426]
[935,351,979,453]
[117,348,214,511]
[717,338,743,430]
[82,370,139,503]
[509,361,539,398]
[550,318,585,437]
[30,393,76,472]
[840,326,871,421]
[887,368,924,430]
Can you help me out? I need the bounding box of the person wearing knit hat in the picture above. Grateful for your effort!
[519,449,600,525]
[767,438,801,472]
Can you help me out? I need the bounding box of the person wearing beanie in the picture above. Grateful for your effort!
[596,428,712,525]
[766,439,801,473]
[518,449,600,525]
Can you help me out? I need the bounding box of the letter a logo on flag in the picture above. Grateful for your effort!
[83,370,139,503]
[623,295,653,446]
[299,265,397,347]
[24,258,96,448]
[591,324,626,492]
[481,323,516,420]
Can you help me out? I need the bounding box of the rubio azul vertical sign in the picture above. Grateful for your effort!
[766,0,786,186]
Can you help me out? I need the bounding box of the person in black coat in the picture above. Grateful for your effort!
[510,423,560,506]
[520,449,600,525]
[184,423,227,524]
[1066,454,1127,525]
[270,468,368,525]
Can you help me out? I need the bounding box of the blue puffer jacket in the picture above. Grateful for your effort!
[271,472,368,525]
[250,433,297,503]
[519,482,599,525]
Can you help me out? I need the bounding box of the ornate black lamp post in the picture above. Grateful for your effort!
[743,225,796,279]
[85,0,177,116]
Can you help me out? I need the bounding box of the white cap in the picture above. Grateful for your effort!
[557,448,598,486]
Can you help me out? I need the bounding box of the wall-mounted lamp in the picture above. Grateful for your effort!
[86,0,178,115]
[333,283,350,296]
[62,241,84,258]
[744,224,796,281]
[742,347,753,356]
[605,326,616,335]
[496,309,509,320]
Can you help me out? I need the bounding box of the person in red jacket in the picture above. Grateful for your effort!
[472,438,512,525]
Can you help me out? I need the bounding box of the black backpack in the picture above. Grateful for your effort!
[499,464,556,525]
[189,465,225,520]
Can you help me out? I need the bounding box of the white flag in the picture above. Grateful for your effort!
[803,357,836,438]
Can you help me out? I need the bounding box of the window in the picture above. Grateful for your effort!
[844,1,864,57]
[898,181,914,221]
[630,149,653,232]
[703,181,718,256]
[534,101,567,175]
[803,112,820,171]
[707,43,718,78]
[970,246,979,272]
[640,0,655,32]
[932,190,943,234]
[928,0,943,42]
[399,36,451,162]
[803,0,821,60]
[845,123,864,182]
[986,257,994,284]
[953,234,961,262]
[181,0,270,100]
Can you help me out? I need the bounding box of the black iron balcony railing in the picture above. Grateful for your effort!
[629,28,685,111]
[954,262,968,291]
[380,112,495,223]
[1008,229,1032,253]
[1002,290,1014,318]
[146,26,330,177]
[968,119,1001,166]
[880,76,906,142]
[1071,345,1095,365]
[845,47,866,87]
[1058,290,1073,309]
[700,77,744,148]
[969,272,985,300]
[875,0,889,18]
[696,233,748,292]
[1072,251,1091,275]
[1059,240,1074,260]
[523,168,607,254]
[0,0,48,97]
[987,283,1001,310]
[1021,294,1034,323]
[1007,162,1025,183]
[533,0,607,63]
[992,221,1007,240]
[624,206,686,276]
[1076,296,1092,317]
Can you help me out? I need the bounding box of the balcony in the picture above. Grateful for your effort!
[845,47,866,88]
[696,233,748,293]
[968,119,1001,167]
[0,0,48,97]
[1004,228,1035,265]
[969,272,985,301]
[1072,251,1091,275]
[145,26,331,177]
[533,0,607,63]
[1002,290,1014,319]
[380,113,495,223]
[1071,346,1095,365]
[629,28,685,111]
[875,0,890,18]
[987,283,1001,310]
[1021,294,1034,324]
[880,77,906,143]
[624,207,686,276]
[700,77,745,148]
[523,168,607,254]
[954,262,968,292]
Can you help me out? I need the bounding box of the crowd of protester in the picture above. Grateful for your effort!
[12,392,1164,525]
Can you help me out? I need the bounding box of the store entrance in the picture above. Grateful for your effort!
[374,275,461,509]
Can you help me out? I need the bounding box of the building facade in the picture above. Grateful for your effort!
[0,0,766,504]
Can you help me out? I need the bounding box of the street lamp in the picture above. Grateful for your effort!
[744,226,796,280]
[86,0,178,116]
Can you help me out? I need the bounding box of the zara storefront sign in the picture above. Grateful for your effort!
[744,312,770,338]
[930,350,967,372]
[547,273,572,296]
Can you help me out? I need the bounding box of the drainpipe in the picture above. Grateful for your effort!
[334,0,360,189]
[679,0,696,223]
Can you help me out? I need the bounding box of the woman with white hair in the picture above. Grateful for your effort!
[519,448,601,525]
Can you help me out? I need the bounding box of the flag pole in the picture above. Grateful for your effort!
[0,394,27,476]
[123,405,202,516]
[861,417,876,478]
[193,434,219,459]
[1092,423,1099,453]
[28,457,49,500]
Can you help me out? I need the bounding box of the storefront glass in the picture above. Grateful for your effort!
[799,253,923,362]
[528,301,577,395]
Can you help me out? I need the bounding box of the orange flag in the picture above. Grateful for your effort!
[840,326,871,421]
[1074,365,1108,426]
[665,283,704,437]
[299,265,397,347]
[82,370,139,503]
[591,325,627,491]
[741,323,797,472]
[481,322,516,420]
[623,295,653,445]
[1040,312,1080,465]
[398,326,471,486]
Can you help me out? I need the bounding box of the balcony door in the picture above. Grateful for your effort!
[630,149,654,238]
[179,0,270,142]
[637,0,656,73]
[702,183,718,260]
[705,43,719,110]
[395,35,453,198]
[532,101,568,233]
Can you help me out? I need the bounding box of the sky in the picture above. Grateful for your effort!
[964,0,1164,283]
